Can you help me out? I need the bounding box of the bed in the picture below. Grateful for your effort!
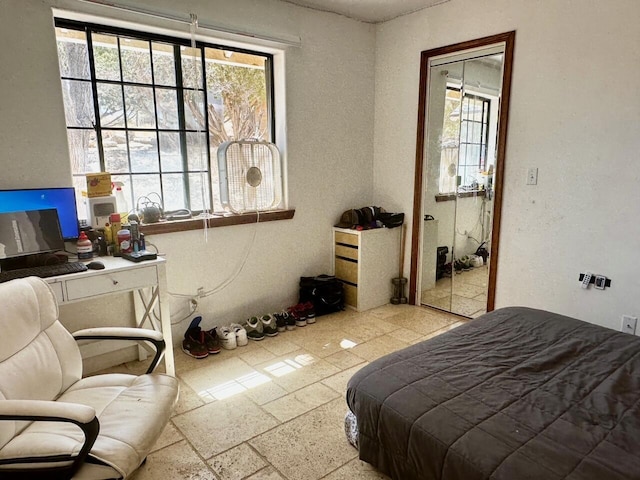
[346,307,640,480]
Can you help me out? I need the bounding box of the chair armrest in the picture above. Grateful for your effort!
[73,327,166,374]
[0,400,99,478]
[0,400,95,424]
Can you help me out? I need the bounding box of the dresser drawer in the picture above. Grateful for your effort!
[335,257,358,284]
[343,283,357,308]
[335,244,358,261]
[65,266,158,301]
[335,231,358,247]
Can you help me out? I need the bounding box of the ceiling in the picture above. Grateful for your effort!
[280,0,451,23]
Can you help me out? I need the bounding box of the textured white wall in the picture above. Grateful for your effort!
[373,0,640,331]
[0,0,375,349]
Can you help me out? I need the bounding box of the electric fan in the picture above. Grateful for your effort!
[217,139,283,213]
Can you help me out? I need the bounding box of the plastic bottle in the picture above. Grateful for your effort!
[117,229,132,254]
[76,231,93,260]
[115,186,129,221]
[109,214,121,254]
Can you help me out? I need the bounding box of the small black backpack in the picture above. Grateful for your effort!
[299,275,344,316]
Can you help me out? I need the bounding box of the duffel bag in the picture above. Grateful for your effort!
[299,275,344,316]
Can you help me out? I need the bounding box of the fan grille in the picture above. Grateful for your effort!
[218,140,282,213]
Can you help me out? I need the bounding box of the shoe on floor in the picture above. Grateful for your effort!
[216,325,237,350]
[261,314,279,337]
[182,327,209,359]
[288,304,307,327]
[302,302,316,324]
[274,312,288,332]
[245,316,266,341]
[230,323,249,346]
[203,328,221,354]
[285,312,296,331]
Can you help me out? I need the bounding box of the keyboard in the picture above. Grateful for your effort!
[0,262,89,283]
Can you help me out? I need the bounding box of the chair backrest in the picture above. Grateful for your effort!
[0,277,82,448]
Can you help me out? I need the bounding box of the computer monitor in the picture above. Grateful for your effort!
[0,187,80,240]
[0,209,65,260]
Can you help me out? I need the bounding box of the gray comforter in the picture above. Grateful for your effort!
[346,307,640,480]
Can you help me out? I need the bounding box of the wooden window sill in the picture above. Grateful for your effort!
[139,209,295,235]
[435,190,486,202]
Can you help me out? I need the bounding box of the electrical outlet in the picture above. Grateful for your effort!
[621,315,637,335]
[526,167,538,185]
[197,287,205,298]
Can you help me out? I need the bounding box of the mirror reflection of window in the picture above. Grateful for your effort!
[438,88,492,194]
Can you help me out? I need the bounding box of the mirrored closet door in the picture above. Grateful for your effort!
[410,32,515,318]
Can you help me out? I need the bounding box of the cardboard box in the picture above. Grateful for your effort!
[85,172,112,198]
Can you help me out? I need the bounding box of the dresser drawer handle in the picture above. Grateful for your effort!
[112,279,119,285]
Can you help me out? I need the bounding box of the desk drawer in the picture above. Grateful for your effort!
[65,266,157,301]
[335,258,358,284]
[47,281,64,304]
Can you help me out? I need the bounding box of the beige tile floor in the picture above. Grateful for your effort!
[421,265,489,318]
[125,304,467,480]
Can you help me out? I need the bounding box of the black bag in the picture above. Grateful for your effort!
[299,275,344,316]
[377,212,404,228]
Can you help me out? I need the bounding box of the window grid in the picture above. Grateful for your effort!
[55,18,273,216]
[458,93,490,187]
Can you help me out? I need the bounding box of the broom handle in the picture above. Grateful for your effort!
[399,224,406,279]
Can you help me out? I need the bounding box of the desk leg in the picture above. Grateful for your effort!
[131,263,175,376]
[156,262,175,376]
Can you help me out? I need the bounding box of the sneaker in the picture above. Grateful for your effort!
[285,312,296,331]
[245,316,266,341]
[203,328,221,354]
[230,323,248,347]
[182,328,208,359]
[274,312,288,332]
[216,325,237,350]
[260,314,279,337]
[288,304,307,327]
[302,302,316,324]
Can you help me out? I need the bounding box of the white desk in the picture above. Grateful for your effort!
[46,256,175,376]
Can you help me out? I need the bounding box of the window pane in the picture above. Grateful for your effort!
[92,33,121,81]
[155,88,179,129]
[61,80,95,127]
[460,122,468,143]
[97,83,125,128]
[152,42,176,86]
[56,28,90,79]
[162,174,186,210]
[121,37,152,84]
[124,85,156,128]
[181,47,203,89]
[73,175,89,220]
[159,132,182,172]
[184,90,205,130]
[102,130,129,173]
[205,52,269,143]
[186,132,207,170]
[472,122,481,141]
[189,172,211,211]
[132,174,161,205]
[67,129,99,174]
[128,131,159,173]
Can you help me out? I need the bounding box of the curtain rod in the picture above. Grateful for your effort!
[74,0,302,48]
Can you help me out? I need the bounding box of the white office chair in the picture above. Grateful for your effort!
[0,277,179,479]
